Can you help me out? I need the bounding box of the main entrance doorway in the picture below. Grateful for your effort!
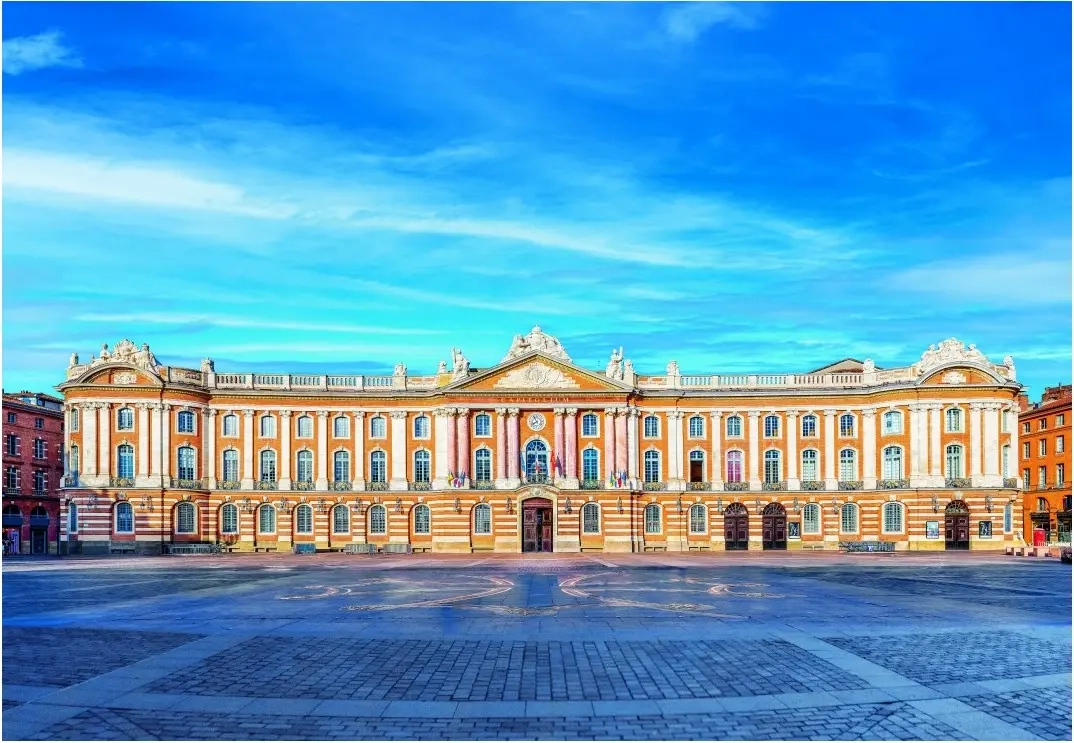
[762,503,787,550]
[945,500,970,550]
[723,503,749,550]
[522,497,553,553]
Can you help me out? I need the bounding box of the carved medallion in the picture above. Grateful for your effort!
[114,372,138,385]
[941,371,967,385]
[494,362,580,390]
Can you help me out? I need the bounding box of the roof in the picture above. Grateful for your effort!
[806,358,869,375]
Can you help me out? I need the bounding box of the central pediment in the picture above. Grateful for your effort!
[493,361,581,390]
[447,351,632,393]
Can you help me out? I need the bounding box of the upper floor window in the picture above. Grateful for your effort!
[1058,414,1066,427]
[333,416,349,438]
[117,407,134,430]
[582,502,601,534]
[763,415,779,438]
[582,448,599,482]
[413,450,431,483]
[763,450,781,483]
[1001,411,1010,432]
[260,415,276,438]
[474,448,491,482]
[643,416,659,438]
[34,417,44,429]
[222,450,239,482]
[177,446,196,480]
[474,413,491,437]
[1036,497,1048,512]
[688,416,704,439]
[1023,442,1031,459]
[581,413,598,437]
[1057,435,1065,454]
[1002,445,1010,478]
[726,450,743,483]
[839,414,855,437]
[70,445,80,474]
[33,470,46,493]
[726,415,742,438]
[882,446,903,480]
[222,414,238,437]
[1023,422,1031,433]
[1057,463,1066,485]
[1039,439,1047,457]
[116,444,135,479]
[296,415,313,438]
[5,467,20,491]
[296,450,314,483]
[838,448,857,481]
[413,415,430,439]
[801,415,817,438]
[115,502,134,533]
[801,449,819,481]
[882,411,902,435]
[1039,419,1047,431]
[643,450,660,483]
[4,435,19,456]
[260,450,277,482]
[370,416,386,439]
[945,445,963,479]
[177,411,195,434]
[333,450,350,483]
[945,408,962,432]
[6,412,15,424]
[1037,466,1046,487]
[71,408,79,431]
[369,450,387,483]
[33,438,46,459]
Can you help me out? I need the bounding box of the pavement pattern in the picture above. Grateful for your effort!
[2,551,1071,740]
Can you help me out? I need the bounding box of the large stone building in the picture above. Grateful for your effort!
[1018,384,1072,544]
[3,390,66,554]
[57,330,1024,555]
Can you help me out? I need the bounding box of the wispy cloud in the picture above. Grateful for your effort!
[663,2,762,42]
[73,313,448,336]
[886,252,1072,307]
[3,31,82,75]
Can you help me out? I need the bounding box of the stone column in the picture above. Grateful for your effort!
[433,408,449,489]
[352,411,366,490]
[507,409,520,485]
[316,411,329,490]
[970,402,983,485]
[823,409,837,489]
[147,404,160,481]
[747,411,761,490]
[390,411,408,490]
[627,408,639,484]
[710,411,723,489]
[280,411,293,490]
[909,405,923,486]
[494,408,507,487]
[455,409,470,484]
[553,408,565,481]
[614,409,628,477]
[136,403,151,485]
[929,404,943,486]
[205,409,216,489]
[564,408,579,486]
[444,408,457,480]
[98,404,112,478]
[160,403,172,482]
[83,403,98,477]
[862,408,877,489]
[982,403,1000,487]
[241,409,254,489]
[603,408,617,483]
[1007,405,1020,487]
[785,410,799,490]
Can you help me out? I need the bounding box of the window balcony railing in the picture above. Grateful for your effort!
[642,480,667,491]
[2,486,20,496]
[579,479,603,490]
[838,480,864,491]
[878,479,910,489]
[762,480,786,492]
[408,481,432,491]
[1003,478,1019,489]
[254,479,278,491]
[330,480,352,491]
[687,481,710,491]
[367,480,390,491]
[218,479,241,490]
[294,480,315,491]
[469,480,495,490]
[109,476,135,488]
[801,480,825,491]
[725,481,750,492]
[169,477,206,490]
[945,478,972,489]
[524,474,550,484]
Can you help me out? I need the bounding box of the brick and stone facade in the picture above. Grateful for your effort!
[1018,384,1072,544]
[3,390,65,554]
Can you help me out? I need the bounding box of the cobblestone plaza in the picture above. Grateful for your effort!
[3,553,1071,740]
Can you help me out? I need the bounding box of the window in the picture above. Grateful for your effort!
[369,451,387,483]
[333,451,350,483]
[177,446,196,480]
[1058,463,1066,485]
[260,450,277,482]
[33,470,46,493]
[413,504,430,534]
[839,414,855,437]
[221,504,238,534]
[1023,422,1030,433]
[1058,414,1066,426]
[5,466,20,491]
[4,435,18,456]
[333,416,349,438]
[945,445,963,479]
[413,450,431,483]
[1038,466,1046,487]
[726,450,743,483]
[1039,419,1047,431]
[115,502,134,533]
[258,504,276,533]
[644,504,661,534]
[1003,503,1013,533]
[474,414,491,437]
[643,415,659,438]
[763,450,781,483]
[1002,445,1010,478]
[803,503,821,534]
[689,450,705,482]
[689,504,706,534]
[296,451,313,483]
[474,503,492,534]
[1001,411,1010,432]
[945,408,962,432]
[581,413,598,437]
[643,450,660,483]
[582,502,600,534]
[801,415,817,438]
[370,416,386,438]
[260,415,276,437]
[1039,439,1047,456]
[801,450,818,481]
[70,445,79,475]
[223,414,238,437]
[1037,497,1048,512]
[295,504,313,534]
[413,415,430,439]
[841,503,858,533]
[882,502,903,533]
[177,411,195,433]
[222,450,239,482]
[296,415,313,438]
[726,415,742,437]
[330,504,349,534]
[68,503,78,533]
[1057,436,1065,454]
[34,417,43,429]
[1023,468,1030,488]
[117,444,135,479]
[763,415,779,438]
[838,449,856,481]
[33,438,46,459]
[474,449,491,482]
[882,411,902,434]
[882,446,903,480]
[582,449,599,481]
[1023,442,1031,459]
[117,407,134,430]
[688,416,704,439]
[176,502,196,534]
[369,504,387,534]
[71,408,79,431]
[6,412,14,424]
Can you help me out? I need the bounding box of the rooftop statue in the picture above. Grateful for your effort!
[502,325,571,363]
[917,338,992,376]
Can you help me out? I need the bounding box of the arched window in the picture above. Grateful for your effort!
[473,503,492,535]
[581,413,598,437]
[70,445,79,475]
[688,416,704,439]
[839,449,857,481]
[1003,502,1013,533]
[643,416,659,438]
[67,502,78,533]
[296,450,314,483]
[260,450,277,482]
[115,502,134,533]
[644,504,661,534]
[177,446,196,480]
[882,446,903,480]
[643,450,660,483]
[176,502,196,534]
[177,411,195,434]
[332,504,349,534]
[839,414,855,437]
[582,502,600,534]
[946,408,962,432]
[726,451,743,483]
[258,504,276,533]
[413,415,430,439]
[763,450,781,483]
[370,416,386,438]
[474,413,491,437]
[801,450,818,482]
[260,415,276,438]
[221,504,238,535]
[882,502,904,533]
[223,414,238,437]
[524,439,548,479]
[840,503,858,533]
[295,504,313,534]
[333,416,349,438]
[222,450,239,482]
[117,407,134,430]
[689,450,705,483]
[802,503,821,534]
[945,445,963,478]
[369,504,387,534]
[763,415,779,437]
[296,415,313,438]
[333,451,350,483]
[369,451,387,483]
[116,444,135,479]
[689,504,706,534]
[801,415,817,438]
[726,415,742,437]
[582,449,599,481]
[474,449,491,482]
[413,504,431,534]
[413,450,431,483]
[883,411,902,434]
[71,408,79,432]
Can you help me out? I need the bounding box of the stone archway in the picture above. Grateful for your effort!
[945,500,970,550]
[762,502,787,550]
[723,503,749,550]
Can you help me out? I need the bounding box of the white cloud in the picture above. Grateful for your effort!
[3,31,83,75]
[72,313,448,336]
[663,2,760,43]
[886,253,1072,306]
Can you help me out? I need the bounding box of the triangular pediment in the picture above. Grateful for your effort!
[447,352,632,392]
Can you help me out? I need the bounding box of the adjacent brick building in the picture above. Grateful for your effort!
[3,390,66,554]
[1019,384,1072,544]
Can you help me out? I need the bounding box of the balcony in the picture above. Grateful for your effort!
[169,478,205,490]
[878,479,910,489]
[725,481,750,492]
[109,477,135,488]
[1003,478,1019,489]
[219,479,241,490]
[2,486,20,496]
[469,480,495,490]
[524,474,550,485]
[801,480,825,491]
[579,479,603,490]
[945,478,972,489]
[762,480,786,492]
[367,480,390,491]
[330,480,352,491]
[838,480,864,491]
[294,480,315,491]
[642,480,667,491]
[254,479,278,491]
[408,481,432,491]
[686,481,710,492]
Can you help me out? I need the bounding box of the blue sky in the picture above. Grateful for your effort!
[3,2,1071,398]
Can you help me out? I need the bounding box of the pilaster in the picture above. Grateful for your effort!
[135,403,152,487]
[862,408,877,490]
[561,407,579,489]
[83,402,98,476]
[785,410,800,490]
[455,408,470,486]
[709,411,723,490]
[148,403,160,480]
[506,408,520,487]
[603,408,616,484]
[747,411,761,490]
[823,409,837,490]
[316,411,329,490]
[280,411,293,490]
[1006,404,1020,487]
[494,407,508,488]
[627,408,639,485]
[98,403,112,478]
[928,403,943,487]
[202,408,214,489]
[389,411,408,490]
[352,411,366,491]
[434,407,450,489]
[241,409,254,490]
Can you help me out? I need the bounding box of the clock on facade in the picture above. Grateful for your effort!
[527,413,546,431]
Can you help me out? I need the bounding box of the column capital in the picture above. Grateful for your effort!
[553,407,566,416]
[507,408,520,417]
[969,402,984,412]
[564,407,578,416]
[604,408,617,416]
[242,409,255,419]
[206,408,217,417]
[316,411,330,419]
[785,410,799,420]
[709,410,724,420]
[930,403,945,411]
[135,402,151,411]
[389,410,408,420]
[280,410,293,419]
[352,410,365,420]
[862,408,876,418]
[495,407,507,416]
[747,411,761,420]
[823,408,837,417]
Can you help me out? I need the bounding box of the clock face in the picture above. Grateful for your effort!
[527,413,546,431]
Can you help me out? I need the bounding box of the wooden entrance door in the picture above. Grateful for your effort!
[723,503,749,550]
[945,501,970,550]
[523,498,553,553]
[762,503,787,550]
[30,529,46,554]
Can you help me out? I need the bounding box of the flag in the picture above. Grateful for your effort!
[615,471,623,488]
[461,470,467,486]
[448,470,454,487]
[608,471,615,488]
[551,453,559,477]
[520,450,527,480]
